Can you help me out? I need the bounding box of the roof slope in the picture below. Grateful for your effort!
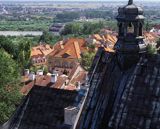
[6,86,78,129]
[54,38,86,59]
[76,48,160,129]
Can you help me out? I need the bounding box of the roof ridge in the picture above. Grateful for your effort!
[73,41,81,59]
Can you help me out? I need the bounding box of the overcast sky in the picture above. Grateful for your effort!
[0,0,160,1]
[0,0,160,2]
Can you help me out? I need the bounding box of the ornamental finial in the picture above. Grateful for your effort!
[128,0,133,5]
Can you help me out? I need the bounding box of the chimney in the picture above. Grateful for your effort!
[29,72,35,81]
[24,69,30,76]
[51,71,58,83]
[76,82,81,91]
[36,69,43,76]
[64,106,78,126]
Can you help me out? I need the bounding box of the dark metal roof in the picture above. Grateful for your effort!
[76,48,160,129]
[117,0,144,21]
[4,86,80,129]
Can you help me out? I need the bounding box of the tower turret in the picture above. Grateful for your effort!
[114,0,147,70]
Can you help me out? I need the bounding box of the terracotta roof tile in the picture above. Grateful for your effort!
[31,44,54,58]
[54,38,87,59]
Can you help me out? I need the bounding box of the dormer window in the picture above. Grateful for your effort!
[62,53,70,58]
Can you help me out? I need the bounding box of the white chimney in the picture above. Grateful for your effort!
[51,71,58,83]
[36,69,43,76]
[29,72,35,81]
[64,106,78,126]
[24,69,30,76]
[76,82,81,91]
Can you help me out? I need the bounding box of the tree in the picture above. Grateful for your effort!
[0,36,15,57]
[156,38,160,53]
[81,51,96,71]
[0,49,22,124]
[145,20,152,32]
[17,40,31,69]
[147,44,157,54]
[39,31,55,44]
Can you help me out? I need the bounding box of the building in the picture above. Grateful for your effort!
[2,63,88,129]
[150,24,160,36]
[86,32,158,53]
[48,38,87,71]
[75,0,160,129]
[31,44,54,66]
[49,23,65,36]
[2,86,87,129]
[21,64,87,95]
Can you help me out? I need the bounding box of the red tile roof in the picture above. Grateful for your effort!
[54,38,87,59]
[31,44,54,58]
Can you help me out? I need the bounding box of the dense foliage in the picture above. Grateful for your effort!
[0,49,22,124]
[54,10,114,23]
[61,21,105,36]
[84,10,114,19]
[81,51,96,71]
[40,31,62,45]
[0,36,31,69]
[156,38,160,53]
[0,20,52,31]
[55,12,80,23]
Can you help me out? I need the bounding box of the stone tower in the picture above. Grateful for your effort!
[114,0,147,70]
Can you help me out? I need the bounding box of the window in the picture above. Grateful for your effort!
[139,23,143,36]
[127,22,134,33]
[119,23,123,36]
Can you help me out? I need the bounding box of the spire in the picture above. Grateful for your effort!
[128,0,133,5]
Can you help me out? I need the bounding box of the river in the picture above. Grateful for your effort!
[0,31,43,36]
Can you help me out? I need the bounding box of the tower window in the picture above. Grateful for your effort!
[127,22,134,33]
[139,23,143,36]
[119,23,123,36]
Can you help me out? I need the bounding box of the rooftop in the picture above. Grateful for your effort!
[5,86,87,129]
[31,44,54,58]
[76,47,160,129]
[54,38,87,59]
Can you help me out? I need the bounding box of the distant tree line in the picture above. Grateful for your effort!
[61,21,105,36]
[84,10,114,19]
[54,10,114,23]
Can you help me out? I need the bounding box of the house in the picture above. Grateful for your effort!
[48,38,87,71]
[86,32,158,52]
[21,64,87,95]
[150,24,160,36]
[31,44,54,66]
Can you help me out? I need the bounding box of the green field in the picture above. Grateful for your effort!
[0,20,53,31]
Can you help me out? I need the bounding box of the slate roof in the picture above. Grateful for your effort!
[75,48,160,129]
[5,86,87,129]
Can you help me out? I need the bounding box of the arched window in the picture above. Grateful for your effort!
[119,23,123,36]
[139,23,143,36]
[127,22,134,33]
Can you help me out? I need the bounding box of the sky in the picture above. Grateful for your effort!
[0,0,160,1]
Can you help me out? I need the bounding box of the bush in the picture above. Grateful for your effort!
[147,44,157,54]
